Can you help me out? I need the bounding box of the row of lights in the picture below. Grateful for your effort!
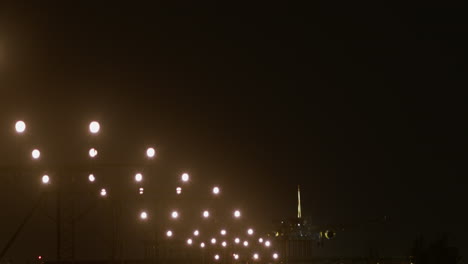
[138,209,243,220]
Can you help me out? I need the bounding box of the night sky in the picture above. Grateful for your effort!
[1,2,467,262]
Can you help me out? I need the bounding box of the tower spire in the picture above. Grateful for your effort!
[297,185,302,219]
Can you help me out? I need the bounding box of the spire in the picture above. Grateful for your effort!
[297,185,302,219]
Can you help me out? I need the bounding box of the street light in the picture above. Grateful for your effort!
[15,121,26,133]
[88,174,95,182]
[42,175,50,184]
[32,149,40,159]
[203,210,209,218]
[135,173,143,182]
[89,148,98,158]
[140,211,148,220]
[146,147,155,158]
[181,173,189,182]
[234,210,241,218]
[89,121,100,134]
[171,211,179,219]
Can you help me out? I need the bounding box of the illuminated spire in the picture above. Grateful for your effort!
[297,185,302,219]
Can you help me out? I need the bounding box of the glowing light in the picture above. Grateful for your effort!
[135,173,143,182]
[41,175,50,184]
[214,254,220,260]
[146,147,155,158]
[234,238,240,244]
[88,174,95,182]
[253,253,259,260]
[273,253,279,259]
[243,241,249,247]
[15,121,26,133]
[234,210,241,218]
[200,242,205,248]
[247,228,254,235]
[181,173,189,182]
[194,230,199,236]
[212,186,220,195]
[139,187,144,194]
[89,148,98,158]
[37,256,42,260]
[211,238,216,244]
[140,211,148,220]
[233,254,239,260]
[166,230,173,237]
[222,241,227,247]
[187,238,193,245]
[32,149,40,159]
[220,229,226,236]
[265,240,271,247]
[258,238,264,243]
[100,188,107,197]
[171,211,179,219]
[176,187,182,194]
[89,121,100,134]
[203,210,209,218]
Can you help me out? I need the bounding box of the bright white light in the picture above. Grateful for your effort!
[32,149,40,159]
[234,210,241,218]
[258,238,264,243]
[166,230,173,237]
[212,186,220,195]
[89,148,98,158]
[181,173,189,182]
[211,238,216,244]
[146,147,155,158]
[253,253,259,260]
[135,173,143,182]
[15,121,26,133]
[200,242,205,248]
[222,241,227,247]
[89,121,100,134]
[140,211,148,220]
[194,230,199,236]
[88,174,95,182]
[234,238,240,244]
[41,175,50,184]
[203,210,209,218]
[265,240,271,247]
[273,253,279,259]
[233,254,239,260]
[100,188,107,197]
[187,238,193,245]
[139,187,144,194]
[214,255,220,260]
[243,241,249,247]
[247,228,254,235]
[220,229,227,236]
[176,187,182,194]
[171,211,179,219]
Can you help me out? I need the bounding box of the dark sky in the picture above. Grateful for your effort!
[0,1,467,262]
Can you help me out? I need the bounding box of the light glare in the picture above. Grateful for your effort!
[220,229,226,236]
[234,210,241,218]
[89,121,100,134]
[247,228,254,235]
[100,188,107,197]
[42,175,50,184]
[15,121,26,133]
[88,174,95,182]
[166,230,173,237]
[146,147,155,158]
[212,186,220,195]
[171,211,179,219]
[187,238,193,245]
[140,211,148,220]
[89,148,98,158]
[181,173,189,182]
[203,210,209,218]
[32,149,40,159]
[135,173,143,182]
[234,238,240,244]
[194,230,199,236]
[176,187,182,194]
